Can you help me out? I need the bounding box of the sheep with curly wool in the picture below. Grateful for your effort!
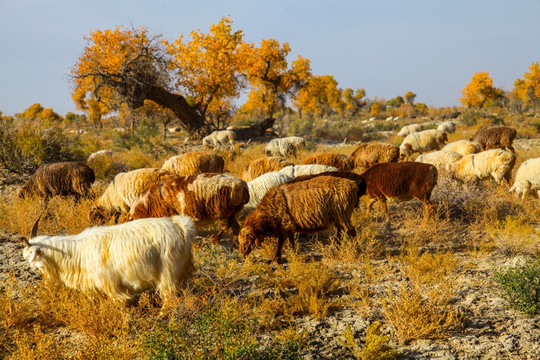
[450,149,515,184]
[399,129,448,159]
[437,121,456,133]
[278,164,338,178]
[161,151,224,176]
[470,125,517,153]
[300,153,354,171]
[442,140,482,156]
[265,136,306,157]
[510,157,540,198]
[240,156,293,182]
[350,142,400,170]
[89,168,174,224]
[397,123,424,137]
[415,150,463,172]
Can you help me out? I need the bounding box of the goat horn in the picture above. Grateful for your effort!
[29,211,44,240]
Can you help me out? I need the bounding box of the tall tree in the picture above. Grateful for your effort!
[240,39,311,118]
[294,75,343,117]
[71,18,247,135]
[514,61,540,113]
[342,88,366,117]
[460,72,503,108]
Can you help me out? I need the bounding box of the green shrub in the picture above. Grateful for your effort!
[142,302,302,360]
[494,261,540,315]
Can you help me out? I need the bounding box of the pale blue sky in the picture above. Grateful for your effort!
[0,0,539,116]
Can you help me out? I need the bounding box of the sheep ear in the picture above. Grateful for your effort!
[28,247,41,263]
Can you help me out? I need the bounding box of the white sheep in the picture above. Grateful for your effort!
[450,149,515,184]
[442,140,482,156]
[278,164,338,178]
[509,158,540,198]
[397,123,423,137]
[87,150,112,163]
[202,130,237,149]
[265,136,306,157]
[415,150,463,172]
[22,215,196,307]
[400,129,448,159]
[437,121,456,133]
[238,171,293,220]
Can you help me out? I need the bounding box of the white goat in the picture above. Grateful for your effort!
[22,215,196,305]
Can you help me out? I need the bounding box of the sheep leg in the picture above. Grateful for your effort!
[273,234,288,264]
[211,223,227,245]
[380,200,391,224]
[422,199,434,225]
[227,215,241,247]
[366,198,376,214]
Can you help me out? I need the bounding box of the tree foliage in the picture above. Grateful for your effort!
[295,75,343,117]
[514,61,540,112]
[342,88,366,117]
[240,39,311,118]
[460,72,503,108]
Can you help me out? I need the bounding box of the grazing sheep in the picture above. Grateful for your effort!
[470,125,517,153]
[350,142,400,170]
[300,153,354,171]
[129,173,249,244]
[360,162,438,225]
[89,168,174,224]
[437,121,456,133]
[19,161,95,200]
[278,164,338,178]
[399,129,448,160]
[442,140,482,156]
[22,214,195,307]
[240,157,293,182]
[510,158,540,198]
[398,123,424,137]
[239,171,294,220]
[291,171,367,205]
[450,149,515,184]
[239,176,359,263]
[162,151,224,176]
[415,150,463,172]
[265,136,306,157]
[202,130,237,148]
[87,150,113,163]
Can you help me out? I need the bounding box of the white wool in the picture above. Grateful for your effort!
[510,157,540,198]
[415,150,463,172]
[437,121,456,133]
[265,136,306,157]
[87,150,112,163]
[240,172,293,218]
[397,123,423,137]
[400,129,447,158]
[202,130,236,148]
[443,140,482,156]
[451,149,515,184]
[278,164,338,178]
[23,216,195,302]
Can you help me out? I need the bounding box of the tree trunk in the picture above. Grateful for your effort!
[145,85,207,136]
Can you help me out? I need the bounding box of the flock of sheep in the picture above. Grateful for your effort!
[14,122,540,309]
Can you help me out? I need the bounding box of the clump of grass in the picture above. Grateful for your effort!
[338,322,402,360]
[487,215,540,257]
[400,246,457,285]
[379,283,462,343]
[493,261,540,315]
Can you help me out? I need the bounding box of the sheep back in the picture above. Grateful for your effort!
[240,157,293,181]
[510,157,540,198]
[350,143,400,169]
[470,126,517,153]
[451,149,515,184]
[442,140,482,156]
[300,153,354,171]
[162,151,224,176]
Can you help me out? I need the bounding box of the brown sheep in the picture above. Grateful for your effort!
[129,173,249,244]
[360,162,438,225]
[470,125,517,153]
[162,151,224,176]
[19,161,95,200]
[291,171,367,205]
[300,154,355,171]
[240,156,293,182]
[239,176,358,263]
[350,143,400,170]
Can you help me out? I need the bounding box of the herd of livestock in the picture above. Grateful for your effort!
[13,122,540,307]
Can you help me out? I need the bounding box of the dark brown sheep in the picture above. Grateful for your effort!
[128,173,249,244]
[19,161,95,200]
[350,143,400,170]
[300,154,355,171]
[239,176,358,263]
[291,171,367,205]
[360,162,438,225]
[470,125,517,153]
